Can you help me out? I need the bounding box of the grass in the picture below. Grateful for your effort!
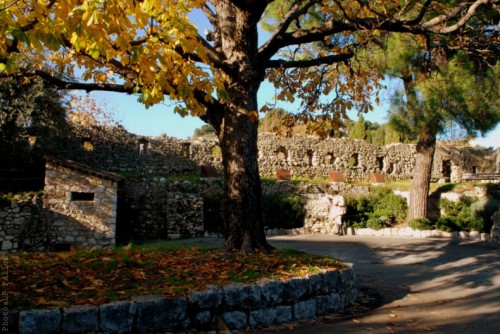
[4,241,344,311]
[0,190,44,206]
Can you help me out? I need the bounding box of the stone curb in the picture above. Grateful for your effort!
[12,266,356,334]
[265,227,495,242]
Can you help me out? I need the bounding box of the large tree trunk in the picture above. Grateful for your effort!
[208,1,272,253]
[408,131,436,220]
[218,105,271,253]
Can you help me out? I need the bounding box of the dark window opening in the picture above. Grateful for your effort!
[306,150,313,167]
[182,143,191,158]
[472,166,478,174]
[71,192,95,202]
[442,160,452,178]
[386,163,394,174]
[138,138,149,156]
[376,157,384,171]
[325,153,335,165]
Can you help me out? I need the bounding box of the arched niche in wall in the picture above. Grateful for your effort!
[348,153,359,168]
[324,153,335,166]
[306,149,314,167]
[442,160,452,178]
[386,162,394,174]
[181,142,192,159]
[138,138,149,156]
[276,146,288,167]
[211,145,222,161]
[376,157,384,171]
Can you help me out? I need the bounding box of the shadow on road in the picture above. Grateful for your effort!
[260,235,500,334]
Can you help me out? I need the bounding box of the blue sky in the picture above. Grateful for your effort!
[85,9,499,148]
[92,85,499,148]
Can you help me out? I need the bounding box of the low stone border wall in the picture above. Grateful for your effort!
[265,226,494,242]
[354,227,492,241]
[13,267,356,334]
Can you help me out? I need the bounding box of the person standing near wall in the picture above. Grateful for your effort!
[326,188,347,235]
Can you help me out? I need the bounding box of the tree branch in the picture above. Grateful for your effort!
[23,70,135,93]
[421,0,495,33]
[259,0,496,65]
[259,0,321,61]
[3,0,57,56]
[202,2,218,27]
[404,0,433,25]
[265,52,354,69]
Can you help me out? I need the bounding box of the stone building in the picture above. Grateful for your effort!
[44,157,123,249]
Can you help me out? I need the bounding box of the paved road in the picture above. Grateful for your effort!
[250,235,500,334]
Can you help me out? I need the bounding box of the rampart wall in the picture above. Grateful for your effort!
[45,125,498,182]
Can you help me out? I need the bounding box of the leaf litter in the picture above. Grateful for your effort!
[4,244,345,311]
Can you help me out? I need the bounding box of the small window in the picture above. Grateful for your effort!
[442,160,452,178]
[71,192,95,202]
[138,138,149,156]
[324,153,335,165]
[306,150,314,167]
[472,166,478,174]
[182,142,191,158]
[276,147,288,165]
[376,157,384,171]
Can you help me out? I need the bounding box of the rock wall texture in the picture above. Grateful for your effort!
[491,210,500,243]
[2,177,498,254]
[44,125,499,182]
[14,267,357,333]
[0,198,42,253]
[43,159,122,249]
[46,125,220,176]
[119,178,205,242]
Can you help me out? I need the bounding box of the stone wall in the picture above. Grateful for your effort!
[44,159,121,249]
[491,210,500,243]
[119,178,205,242]
[15,267,357,333]
[432,145,500,182]
[47,125,220,175]
[0,198,42,253]
[45,125,498,182]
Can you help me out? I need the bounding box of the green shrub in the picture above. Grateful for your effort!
[344,187,407,228]
[436,217,459,232]
[439,195,497,233]
[344,216,367,229]
[408,218,434,230]
[203,192,306,233]
[369,188,407,224]
[439,196,475,218]
[470,198,499,233]
[463,218,485,232]
[366,217,386,230]
[262,192,306,229]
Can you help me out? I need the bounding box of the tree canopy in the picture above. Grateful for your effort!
[381,31,499,220]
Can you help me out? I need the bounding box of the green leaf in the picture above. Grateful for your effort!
[72,5,88,14]
[217,89,230,101]
[13,29,30,45]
